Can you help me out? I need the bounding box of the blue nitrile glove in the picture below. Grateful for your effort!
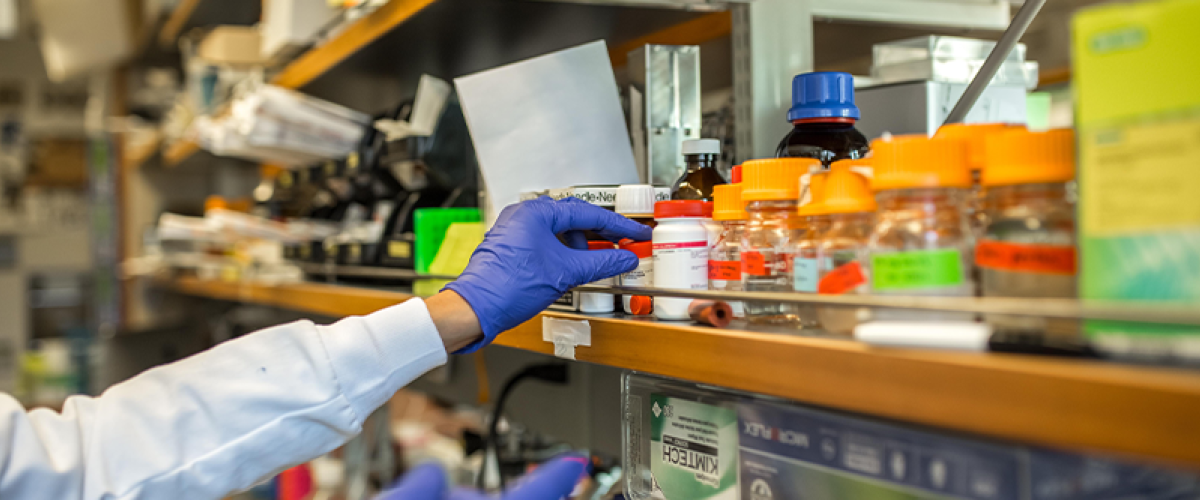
[376,454,590,500]
[444,196,652,352]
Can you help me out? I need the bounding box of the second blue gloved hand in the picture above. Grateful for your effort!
[444,197,652,352]
[377,453,590,500]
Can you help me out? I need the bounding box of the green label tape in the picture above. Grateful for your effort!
[870,249,964,291]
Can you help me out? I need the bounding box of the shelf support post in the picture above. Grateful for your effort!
[732,0,814,162]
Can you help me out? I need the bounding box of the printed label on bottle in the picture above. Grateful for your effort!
[792,257,819,292]
[818,261,866,294]
[975,240,1077,275]
[653,242,709,292]
[621,263,653,286]
[742,251,767,276]
[709,260,740,280]
[741,251,793,277]
[870,249,964,291]
[654,241,709,250]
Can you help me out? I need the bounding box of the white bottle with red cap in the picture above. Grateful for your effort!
[579,241,617,313]
[653,200,711,320]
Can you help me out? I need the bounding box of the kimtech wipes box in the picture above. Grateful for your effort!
[1073,0,1200,362]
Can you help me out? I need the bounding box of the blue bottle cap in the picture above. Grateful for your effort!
[787,71,860,122]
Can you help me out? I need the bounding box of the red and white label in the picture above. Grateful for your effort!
[741,251,792,277]
[742,251,767,276]
[709,260,740,281]
[975,240,1077,275]
[653,241,709,250]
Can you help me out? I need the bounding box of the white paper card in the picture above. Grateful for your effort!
[455,40,640,224]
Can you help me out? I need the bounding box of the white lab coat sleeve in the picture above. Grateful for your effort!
[0,298,447,500]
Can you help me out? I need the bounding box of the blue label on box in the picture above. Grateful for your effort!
[737,401,1022,500]
[1027,449,1200,499]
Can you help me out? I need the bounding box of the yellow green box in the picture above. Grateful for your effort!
[1074,0,1200,361]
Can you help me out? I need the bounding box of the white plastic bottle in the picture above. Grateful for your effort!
[579,240,617,313]
[653,200,711,320]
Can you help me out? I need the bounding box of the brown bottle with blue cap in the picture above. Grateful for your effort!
[776,71,870,168]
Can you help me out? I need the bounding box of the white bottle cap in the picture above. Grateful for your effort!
[615,184,656,215]
[681,138,721,155]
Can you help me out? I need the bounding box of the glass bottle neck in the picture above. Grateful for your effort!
[876,187,965,212]
[684,153,718,172]
[985,182,1069,211]
[827,212,874,225]
[746,200,799,212]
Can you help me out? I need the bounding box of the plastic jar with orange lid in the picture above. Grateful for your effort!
[978,128,1077,335]
[740,158,816,325]
[935,123,1023,234]
[866,135,975,321]
[709,183,747,318]
[814,160,877,334]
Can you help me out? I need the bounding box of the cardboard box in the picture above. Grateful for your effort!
[1073,0,1200,362]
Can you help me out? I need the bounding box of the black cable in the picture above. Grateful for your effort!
[478,363,569,490]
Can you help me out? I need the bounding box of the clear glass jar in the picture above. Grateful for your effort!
[867,188,975,321]
[709,220,745,318]
[791,214,828,328]
[815,212,874,334]
[742,200,806,324]
[979,182,1077,335]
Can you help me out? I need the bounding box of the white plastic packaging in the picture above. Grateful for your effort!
[652,201,711,320]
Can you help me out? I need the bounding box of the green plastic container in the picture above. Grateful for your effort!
[413,208,482,273]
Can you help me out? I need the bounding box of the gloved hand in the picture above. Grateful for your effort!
[444,197,652,352]
[376,454,590,500]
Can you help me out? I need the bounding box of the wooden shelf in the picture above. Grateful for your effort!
[163,140,201,167]
[169,276,414,317]
[164,276,1200,469]
[272,0,438,90]
[122,134,163,171]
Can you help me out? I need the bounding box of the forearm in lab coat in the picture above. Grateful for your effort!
[0,298,447,500]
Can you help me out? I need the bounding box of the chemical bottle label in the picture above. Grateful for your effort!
[653,241,709,290]
[709,260,740,281]
[792,257,819,292]
[818,261,866,294]
[621,265,653,287]
[975,240,1077,275]
[741,251,793,277]
[870,249,964,291]
[742,251,767,276]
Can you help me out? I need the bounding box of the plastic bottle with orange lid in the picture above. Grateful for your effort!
[935,123,1023,234]
[866,134,975,321]
[618,239,654,316]
[739,157,815,325]
[978,128,1078,336]
[709,183,747,318]
[814,160,877,334]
